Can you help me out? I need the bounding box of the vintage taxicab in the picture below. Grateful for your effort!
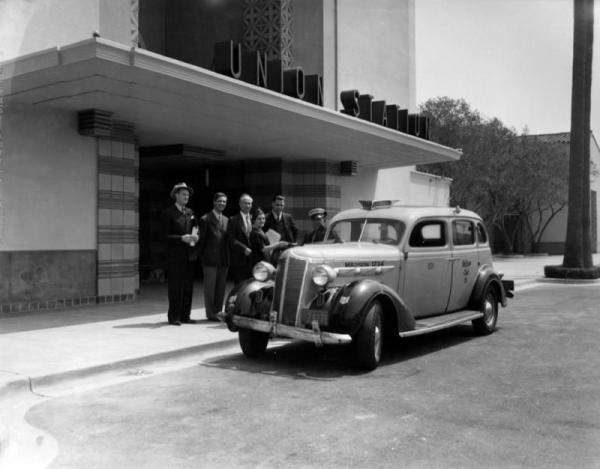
[219,201,514,370]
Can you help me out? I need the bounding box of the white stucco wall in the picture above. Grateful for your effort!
[0,0,132,60]
[336,0,414,112]
[374,167,450,206]
[338,166,379,211]
[0,103,97,250]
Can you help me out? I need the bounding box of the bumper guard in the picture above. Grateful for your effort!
[224,313,353,346]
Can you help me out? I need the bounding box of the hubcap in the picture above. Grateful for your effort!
[373,323,382,362]
[483,296,495,326]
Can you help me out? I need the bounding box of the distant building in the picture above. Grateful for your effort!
[0,0,458,312]
[529,132,600,254]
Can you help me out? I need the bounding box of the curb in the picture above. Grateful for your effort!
[0,337,239,399]
[536,277,600,284]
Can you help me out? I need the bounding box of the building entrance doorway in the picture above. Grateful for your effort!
[138,150,242,286]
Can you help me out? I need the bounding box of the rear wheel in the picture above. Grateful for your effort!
[238,329,269,357]
[353,300,383,370]
[472,286,498,335]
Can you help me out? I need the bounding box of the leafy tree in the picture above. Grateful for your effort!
[513,136,569,252]
[418,97,569,253]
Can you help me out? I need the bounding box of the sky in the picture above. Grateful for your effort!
[415,0,600,139]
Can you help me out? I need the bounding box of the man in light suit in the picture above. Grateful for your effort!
[227,193,254,285]
[263,195,298,264]
[163,182,199,325]
[197,192,229,321]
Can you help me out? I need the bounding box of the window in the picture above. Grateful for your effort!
[452,220,475,246]
[328,219,405,244]
[409,221,446,247]
[476,223,488,245]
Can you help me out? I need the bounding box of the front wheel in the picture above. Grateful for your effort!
[353,300,383,370]
[238,329,269,357]
[472,287,498,335]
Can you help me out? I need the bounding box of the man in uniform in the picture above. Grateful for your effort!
[304,207,329,244]
[163,182,199,325]
[197,192,229,321]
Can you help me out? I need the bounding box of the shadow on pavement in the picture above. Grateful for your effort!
[112,320,225,329]
[202,324,479,380]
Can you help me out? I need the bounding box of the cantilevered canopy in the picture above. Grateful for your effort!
[1,38,461,168]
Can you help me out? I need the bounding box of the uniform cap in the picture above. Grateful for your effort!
[308,207,326,220]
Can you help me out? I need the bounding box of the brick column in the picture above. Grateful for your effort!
[79,110,139,303]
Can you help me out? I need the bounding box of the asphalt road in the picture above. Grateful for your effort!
[24,284,600,469]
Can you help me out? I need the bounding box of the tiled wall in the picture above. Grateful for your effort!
[97,137,140,301]
[243,158,342,236]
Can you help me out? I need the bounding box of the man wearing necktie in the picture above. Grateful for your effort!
[264,195,298,264]
[162,182,199,326]
[197,192,229,321]
[227,193,254,285]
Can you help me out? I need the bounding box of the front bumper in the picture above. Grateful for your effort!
[221,312,352,347]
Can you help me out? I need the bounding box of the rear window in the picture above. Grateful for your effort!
[452,220,475,246]
[476,223,488,244]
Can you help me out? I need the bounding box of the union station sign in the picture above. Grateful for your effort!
[213,40,429,141]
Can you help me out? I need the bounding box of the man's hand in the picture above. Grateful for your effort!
[181,234,194,244]
[244,247,252,256]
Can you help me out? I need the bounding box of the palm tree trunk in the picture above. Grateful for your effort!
[563,0,594,268]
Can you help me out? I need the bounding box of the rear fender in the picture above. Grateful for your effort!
[469,265,507,308]
[331,279,415,335]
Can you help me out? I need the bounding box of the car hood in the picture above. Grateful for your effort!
[287,242,402,264]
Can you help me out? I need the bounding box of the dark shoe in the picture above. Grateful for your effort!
[181,319,197,324]
[169,321,182,326]
[205,314,219,322]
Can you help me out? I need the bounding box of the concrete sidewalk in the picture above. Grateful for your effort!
[0,284,237,398]
[1,254,598,399]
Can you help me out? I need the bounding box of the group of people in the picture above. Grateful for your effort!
[163,182,332,326]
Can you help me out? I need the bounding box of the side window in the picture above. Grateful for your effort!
[409,221,446,248]
[476,223,488,245]
[452,220,475,246]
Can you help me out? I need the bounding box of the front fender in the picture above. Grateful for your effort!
[225,279,274,319]
[331,279,415,335]
[469,265,507,308]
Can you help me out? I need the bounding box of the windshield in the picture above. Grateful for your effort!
[327,218,405,245]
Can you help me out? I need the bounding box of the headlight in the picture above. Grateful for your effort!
[312,265,337,287]
[253,261,276,282]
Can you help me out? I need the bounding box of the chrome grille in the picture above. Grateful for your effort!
[273,256,308,326]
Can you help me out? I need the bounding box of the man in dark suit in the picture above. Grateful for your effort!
[263,195,298,264]
[163,182,199,326]
[197,192,229,321]
[227,193,254,285]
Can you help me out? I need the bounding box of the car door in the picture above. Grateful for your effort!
[402,219,452,317]
[447,218,480,312]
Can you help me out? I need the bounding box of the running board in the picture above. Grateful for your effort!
[399,310,483,338]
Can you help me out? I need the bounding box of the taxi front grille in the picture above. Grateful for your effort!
[272,256,308,326]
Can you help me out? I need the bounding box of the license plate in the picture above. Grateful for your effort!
[300,309,329,326]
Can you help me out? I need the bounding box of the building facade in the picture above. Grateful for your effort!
[533,132,600,254]
[0,0,458,312]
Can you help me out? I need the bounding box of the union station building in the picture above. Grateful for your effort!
[0,0,459,311]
